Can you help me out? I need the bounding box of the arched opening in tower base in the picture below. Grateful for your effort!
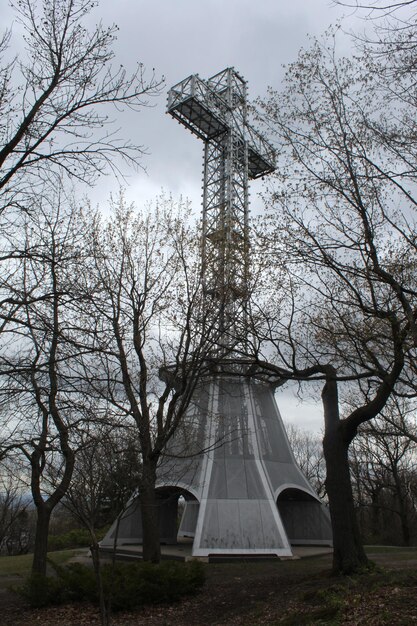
[100,487,199,547]
[277,488,333,546]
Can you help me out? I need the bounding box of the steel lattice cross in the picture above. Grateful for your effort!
[167,68,275,356]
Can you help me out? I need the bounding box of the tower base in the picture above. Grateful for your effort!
[101,375,332,556]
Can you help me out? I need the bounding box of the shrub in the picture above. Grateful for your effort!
[101,560,206,611]
[56,562,98,602]
[18,559,205,610]
[48,528,91,551]
[48,527,108,551]
[18,572,66,608]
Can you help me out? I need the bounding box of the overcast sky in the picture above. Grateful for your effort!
[26,0,358,211]
[1,0,362,207]
[2,0,364,432]
[93,0,360,208]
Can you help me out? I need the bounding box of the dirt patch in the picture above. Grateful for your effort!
[3,551,417,626]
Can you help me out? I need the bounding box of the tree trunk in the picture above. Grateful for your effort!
[32,505,52,576]
[393,472,411,546]
[140,465,161,563]
[90,537,109,626]
[322,376,369,575]
[370,490,381,541]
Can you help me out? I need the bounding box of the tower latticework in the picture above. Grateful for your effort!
[167,68,274,354]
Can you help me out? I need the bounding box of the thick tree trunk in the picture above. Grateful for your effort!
[140,465,161,563]
[322,376,369,575]
[32,505,52,576]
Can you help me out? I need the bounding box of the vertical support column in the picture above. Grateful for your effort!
[200,71,250,357]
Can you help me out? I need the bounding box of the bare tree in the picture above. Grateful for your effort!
[333,0,417,16]
[377,395,417,444]
[63,423,141,537]
[248,263,409,572]
[0,189,95,575]
[252,23,417,573]
[62,424,140,626]
[0,457,30,554]
[0,0,162,212]
[285,423,326,498]
[350,408,417,546]
[76,193,220,563]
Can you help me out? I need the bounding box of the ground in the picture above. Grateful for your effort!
[1,548,416,625]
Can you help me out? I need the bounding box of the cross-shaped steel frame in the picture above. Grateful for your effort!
[167,68,275,355]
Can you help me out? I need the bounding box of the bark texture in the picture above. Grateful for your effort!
[31,506,52,577]
[322,376,369,574]
[140,464,161,563]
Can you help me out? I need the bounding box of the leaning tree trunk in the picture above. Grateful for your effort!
[322,376,369,575]
[140,464,161,563]
[32,504,52,576]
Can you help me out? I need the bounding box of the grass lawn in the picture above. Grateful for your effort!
[0,549,85,585]
[365,544,417,554]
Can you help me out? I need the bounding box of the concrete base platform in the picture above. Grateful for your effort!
[96,537,332,563]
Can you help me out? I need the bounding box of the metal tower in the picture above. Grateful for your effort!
[101,69,332,559]
[167,68,274,354]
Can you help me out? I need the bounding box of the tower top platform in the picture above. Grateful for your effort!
[167,68,275,179]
